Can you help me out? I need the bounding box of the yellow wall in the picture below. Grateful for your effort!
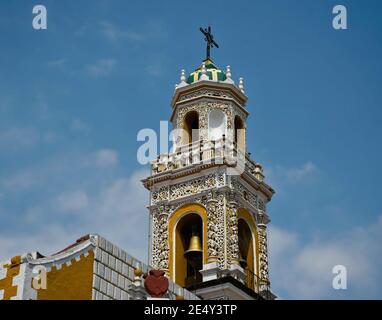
[168,203,208,286]
[0,256,21,300]
[237,208,260,278]
[37,250,94,300]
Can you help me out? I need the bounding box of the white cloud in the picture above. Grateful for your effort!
[265,161,318,192]
[95,149,118,168]
[0,172,35,190]
[46,59,66,69]
[55,190,89,213]
[100,21,145,43]
[0,168,150,263]
[0,225,81,259]
[269,215,382,299]
[85,59,117,78]
[285,161,317,182]
[70,118,90,132]
[0,127,40,150]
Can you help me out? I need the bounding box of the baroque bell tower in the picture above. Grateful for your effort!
[142,27,275,300]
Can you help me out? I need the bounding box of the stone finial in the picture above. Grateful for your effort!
[180,69,186,82]
[225,65,234,84]
[133,267,143,286]
[239,77,245,93]
[200,62,209,80]
[127,267,148,300]
[177,68,188,88]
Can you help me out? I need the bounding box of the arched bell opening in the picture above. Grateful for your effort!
[208,109,227,141]
[238,218,255,289]
[183,111,199,145]
[234,115,245,151]
[175,213,203,287]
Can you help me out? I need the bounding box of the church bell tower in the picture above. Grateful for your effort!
[142,27,275,300]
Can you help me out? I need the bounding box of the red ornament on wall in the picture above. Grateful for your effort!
[143,269,169,298]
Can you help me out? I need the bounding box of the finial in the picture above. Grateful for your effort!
[225,65,234,84]
[133,267,143,287]
[200,62,209,81]
[134,268,143,277]
[239,77,245,93]
[180,69,186,82]
[177,68,188,88]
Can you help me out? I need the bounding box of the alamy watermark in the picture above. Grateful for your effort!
[32,5,47,30]
[137,122,247,176]
[332,5,348,30]
[32,265,47,290]
[332,265,347,290]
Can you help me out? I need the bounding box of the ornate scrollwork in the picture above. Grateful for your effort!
[170,174,216,200]
[258,226,270,283]
[231,178,260,211]
[178,89,237,103]
[226,197,240,265]
[151,208,170,271]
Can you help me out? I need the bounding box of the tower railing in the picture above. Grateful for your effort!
[245,269,272,299]
[150,136,265,182]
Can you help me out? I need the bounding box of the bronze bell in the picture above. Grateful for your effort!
[184,233,202,268]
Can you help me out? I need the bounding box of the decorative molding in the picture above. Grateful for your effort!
[258,226,270,284]
[226,194,240,266]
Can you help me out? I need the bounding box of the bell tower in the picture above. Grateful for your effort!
[142,28,275,300]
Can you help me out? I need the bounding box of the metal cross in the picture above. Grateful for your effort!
[199,26,219,60]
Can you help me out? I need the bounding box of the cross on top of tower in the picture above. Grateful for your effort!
[199,26,219,61]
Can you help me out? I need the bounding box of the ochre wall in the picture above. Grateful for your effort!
[37,250,94,300]
[168,203,208,286]
[237,208,260,278]
[0,256,21,300]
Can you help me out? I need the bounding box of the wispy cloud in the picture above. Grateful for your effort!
[285,161,317,182]
[266,161,319,190]
[54,190,89,213]
[0,172,36,191]
[0,169,149,261]
[46,59,66,69]
[70,118,91,133]
[99,21,146,43]
[85,58,117,78]
[95,149,119,168]
[269,215,382,299]
[0,127,41,151]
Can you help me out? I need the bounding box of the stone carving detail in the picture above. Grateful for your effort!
[258,226,270,284]
[231,178,260,211]
[151,209,169,271]
[176,101,234,141]
[258,199,266,212]
[205,192,224,265]
[178,89,236,103]
[170,174,216,200]
[227,196,240,265]
[173,98,248,152]
[152,186,168,205]
[151,172,226,205]
[214,193,226,268]
[206,197,219,260]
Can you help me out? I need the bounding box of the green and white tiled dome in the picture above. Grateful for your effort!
[187,59,227,84]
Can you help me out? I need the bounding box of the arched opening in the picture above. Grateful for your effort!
[208,109,226,141]
[238,218,255,289]
[175,213,203,287]
[183,111,199,145]
[234,116,245,151]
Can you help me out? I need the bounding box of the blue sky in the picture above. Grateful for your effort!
[0,0,381,299]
